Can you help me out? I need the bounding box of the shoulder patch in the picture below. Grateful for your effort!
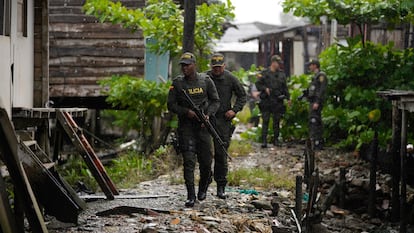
[256,73,263,78]
[169,85,174,90]
[319,75,325,82]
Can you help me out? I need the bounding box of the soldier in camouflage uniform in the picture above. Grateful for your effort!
[306,59,327,150]
[167,52,220,207]
[255,55,290,148]
[206,53,247,199]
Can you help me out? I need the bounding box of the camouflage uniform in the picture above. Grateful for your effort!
[206,69,246,189]
[307,70,327,149]
[167,72,220,200]
[255,68,289,146]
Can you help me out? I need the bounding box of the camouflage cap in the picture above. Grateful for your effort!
[306,59,320,67]
[179,52,196,64]
[271,55,283,63]
[211,53,225,67]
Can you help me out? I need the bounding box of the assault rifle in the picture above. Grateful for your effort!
[181,89,233,161]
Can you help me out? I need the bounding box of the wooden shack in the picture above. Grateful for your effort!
[47,0,146,108]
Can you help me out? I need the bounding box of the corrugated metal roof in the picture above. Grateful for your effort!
[214,21,281,52]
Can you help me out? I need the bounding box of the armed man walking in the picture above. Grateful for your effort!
[305,59,327,150]
[255,55,290,148]
[167,52,220,207]
[206,53,247,199]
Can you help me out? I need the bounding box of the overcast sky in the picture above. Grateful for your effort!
[229,0,283,25]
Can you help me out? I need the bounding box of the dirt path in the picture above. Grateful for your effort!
[47,141,402,233]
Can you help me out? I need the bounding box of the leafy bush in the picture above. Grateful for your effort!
[320,38,414,150]
[99,75,171,152]
[281,74,310,141]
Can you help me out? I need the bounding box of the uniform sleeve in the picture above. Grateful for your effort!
[281,73,290,100]
[230,74,247,113]
[167,81,189,116]
[255,71,266,92]
[316,73,327,104]
[205,77,220,116]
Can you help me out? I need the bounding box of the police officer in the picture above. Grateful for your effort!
[255,55,290,148]
[167,52,220,207]
[206,53,247,199]
[306,59,327,150]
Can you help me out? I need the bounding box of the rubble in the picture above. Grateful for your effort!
[47,141,409,233]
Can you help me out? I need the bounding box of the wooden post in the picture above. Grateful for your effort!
[295,176,303,218]
[400,109,407,233]
[52,123,63,162]
[368,131,378,217]
[391,101,401,222]
[41,0,49,106]
[182,0,195,53]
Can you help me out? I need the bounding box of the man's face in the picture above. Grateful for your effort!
[181,63,196,76]
[308,64,317,73]
[211,65,225,76]
[271,61,280,70]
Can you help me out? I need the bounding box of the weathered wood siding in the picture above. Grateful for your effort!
[49,0,145,98]
[33,0,48,108]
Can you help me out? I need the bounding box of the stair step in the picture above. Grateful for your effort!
[43,162,55,170]
[23,140,37,147]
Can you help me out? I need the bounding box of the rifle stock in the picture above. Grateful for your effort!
[181,89,232,161]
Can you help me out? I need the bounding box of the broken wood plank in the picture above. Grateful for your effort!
[19,141,86,223]
[0,108,48,233]
[56,110,118,199]
[79,194,169,200]
[96,206,174,217]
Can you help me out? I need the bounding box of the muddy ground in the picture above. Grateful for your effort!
[45,138,409,233]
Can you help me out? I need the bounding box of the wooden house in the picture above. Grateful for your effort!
[48,0,146,108]
[0,0,39,116]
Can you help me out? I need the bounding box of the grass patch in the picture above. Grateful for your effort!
[227,167,295,191]
[228,140,253,157]
[59,145,182,191]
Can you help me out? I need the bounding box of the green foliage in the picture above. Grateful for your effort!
[106,150,154,188]
[320,40,414,149]
[58,155,98,191]
[283,0,414,25]
[99,75,171,151]
[228,139,253,157]
[281,74,310,141]
[228,167,295,190]
[83,0,234,70]
[60,146,180,190]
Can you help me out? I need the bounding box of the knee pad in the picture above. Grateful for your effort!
[180,138,197,152]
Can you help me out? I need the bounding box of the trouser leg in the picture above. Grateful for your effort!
[309,104,323,149]
[182,151,196,186]
[261,110,270,146]
[197,128,213,199]
[272,112,281,144]
[213,118,230,187]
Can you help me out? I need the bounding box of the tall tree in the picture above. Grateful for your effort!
[283,0,414,44]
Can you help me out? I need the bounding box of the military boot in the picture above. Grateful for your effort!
[197,183,208,201]
[217,185,226,199]
[185,185,196,207]
[198,175,212,201]
[261,135,267,148]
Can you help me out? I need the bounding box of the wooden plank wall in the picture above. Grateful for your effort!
[33,0,48,108]
[49,0,145,98]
